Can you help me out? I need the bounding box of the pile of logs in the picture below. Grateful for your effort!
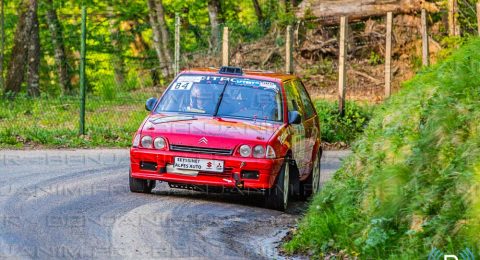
[295,0,439,24]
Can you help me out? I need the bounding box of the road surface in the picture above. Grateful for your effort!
[0,149,350,259]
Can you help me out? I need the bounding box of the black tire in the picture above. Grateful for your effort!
[129,169,156,193]
[300,149,322,199]
[264,160,290,211]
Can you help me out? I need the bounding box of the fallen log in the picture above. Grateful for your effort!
[349,69,382,85]
[295,0,439,24]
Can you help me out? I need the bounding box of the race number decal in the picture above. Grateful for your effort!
[172,81,193,91]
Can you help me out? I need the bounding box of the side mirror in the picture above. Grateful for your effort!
[288,111,302,124]
[145,97,158,112]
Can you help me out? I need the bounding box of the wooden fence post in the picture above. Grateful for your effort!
[174,13,180,75]
[79,5,87,135]
[421,9,429,67]
[448,0,461,36]
[222,27,229,66]
[477,2,480,36]
[385,12,393,98]
[285,25,293,74]
[338,16,347,115]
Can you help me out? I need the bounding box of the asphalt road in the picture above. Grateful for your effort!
[0,149,350,259]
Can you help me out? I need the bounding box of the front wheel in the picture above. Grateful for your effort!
[264,160,290,211]
[129,169,156,193]
[300,149,322,198]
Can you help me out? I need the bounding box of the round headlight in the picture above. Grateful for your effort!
[141,135,153,148]
[253,145,265,158]
[154,137,166,149]
[239,145,252,157]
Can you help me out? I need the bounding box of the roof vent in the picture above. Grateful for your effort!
[218,66,243,75]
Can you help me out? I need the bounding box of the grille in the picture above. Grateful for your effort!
[198,167,234,177]
[170,144,233,156]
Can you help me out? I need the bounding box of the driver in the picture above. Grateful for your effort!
[189,84,216,114]
[255,91,278,120]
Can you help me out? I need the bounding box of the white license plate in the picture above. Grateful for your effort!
[173,157,224,173]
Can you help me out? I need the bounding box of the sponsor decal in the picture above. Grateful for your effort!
[278,131,288,144]
[170,75,279,92]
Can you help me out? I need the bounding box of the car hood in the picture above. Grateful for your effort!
[140,114,282,149]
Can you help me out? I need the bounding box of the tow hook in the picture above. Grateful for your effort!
[233,173,244,189]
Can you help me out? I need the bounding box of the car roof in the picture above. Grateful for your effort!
[179,68,297,84]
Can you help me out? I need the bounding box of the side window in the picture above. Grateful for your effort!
[294,80,315,119]
[284,81,304,116]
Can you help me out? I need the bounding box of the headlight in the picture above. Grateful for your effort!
[239,145,252,157]
[266,145,276,158]
[154,137,166,149]
[141,135,153,148]
[132,134,141,147]
[253,145,265,158]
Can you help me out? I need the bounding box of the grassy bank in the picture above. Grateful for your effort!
[285,38,480,258]
[0,93,372,149]
[0,91,154,148]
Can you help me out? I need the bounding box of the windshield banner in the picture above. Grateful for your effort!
[172,75,279,92]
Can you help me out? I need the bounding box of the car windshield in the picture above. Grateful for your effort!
[155,75,283,122]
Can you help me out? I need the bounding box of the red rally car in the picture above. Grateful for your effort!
[129,66,322,211]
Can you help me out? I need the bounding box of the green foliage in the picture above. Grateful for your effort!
[411,54,423,71]
[93,78,117,101]
[1,0,289,96]
[368,51,384,66]
[457,0,480,35]
[437,36,468,61]
[0,91,153,148]
[315,100,372,144]
[285,38,480,258]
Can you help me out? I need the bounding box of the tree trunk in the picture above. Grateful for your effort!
[296,0,439,23]
[252,0,264,23]
[107,6,125,86]
[147,0,168,76]
[27,6,40,97]
[0,0,5,91]
[132,27,160,87]
[154,0,171,74]
[45,0,71,94]
[207,0,223,53]
[5,0,38,97]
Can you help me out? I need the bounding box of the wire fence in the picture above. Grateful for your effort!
[169,4,479,107]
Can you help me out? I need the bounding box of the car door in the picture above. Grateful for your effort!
[293,79,318,177]
[283,80,307,174]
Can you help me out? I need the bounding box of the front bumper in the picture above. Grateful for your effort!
[130,148,284,190]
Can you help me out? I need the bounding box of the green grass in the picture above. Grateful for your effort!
[284,37,480,258]
[0,90,155,148]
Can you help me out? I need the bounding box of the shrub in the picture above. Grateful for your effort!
[285,37,480,258]
[314,100,372,144]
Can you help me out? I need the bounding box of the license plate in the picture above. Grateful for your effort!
[173,157,224,173]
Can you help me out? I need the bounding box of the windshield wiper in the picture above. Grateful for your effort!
[213,81,229,116]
